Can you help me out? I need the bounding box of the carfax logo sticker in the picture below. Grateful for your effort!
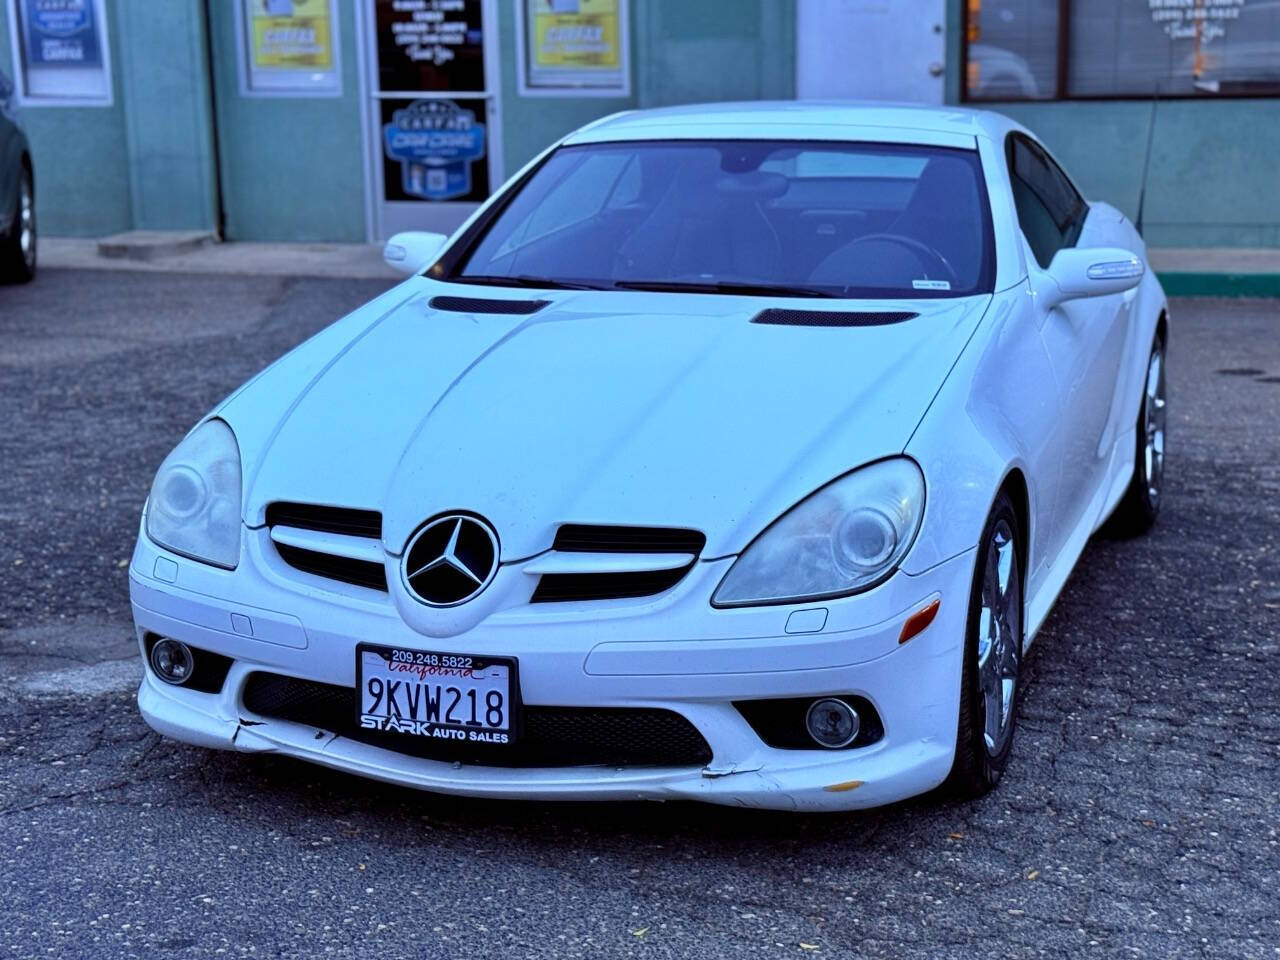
[24,0,102,66]
[383,99,486,202]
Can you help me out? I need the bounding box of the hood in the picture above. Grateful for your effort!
[223,280,989,558]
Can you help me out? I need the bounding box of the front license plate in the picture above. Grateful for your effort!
[356,644,518,747]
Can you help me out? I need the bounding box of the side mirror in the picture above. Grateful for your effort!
[1041,247,1144,310]
[382,231,448,276]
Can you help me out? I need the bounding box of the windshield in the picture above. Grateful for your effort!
[441,139,995,299]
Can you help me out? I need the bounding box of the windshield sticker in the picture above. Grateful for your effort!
[912,279,952,291]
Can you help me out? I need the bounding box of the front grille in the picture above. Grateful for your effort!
[531,568,692,602]
[551,524,706,554]
[273,543,387,591]
[265,502,382,538]
[242,672,713,768]
[266,502,387,591]
[532,524,705,603]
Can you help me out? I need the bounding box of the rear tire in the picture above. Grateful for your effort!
[1108,335,1166,536]
[0,166,36,284]
[946,490,1023,800]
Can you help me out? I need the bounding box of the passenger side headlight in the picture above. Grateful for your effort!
[145,419,242,569]
[712,458,925,607]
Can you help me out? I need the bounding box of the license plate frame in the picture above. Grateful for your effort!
[355,644,520,748]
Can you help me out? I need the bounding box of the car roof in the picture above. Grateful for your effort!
[564,101,1021,151]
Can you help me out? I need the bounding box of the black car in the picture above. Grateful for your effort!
[0,67,35,283]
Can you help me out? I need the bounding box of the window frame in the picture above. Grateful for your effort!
[1005,131,1089,268]
[433,138,999,299]
[961,0,1280,102]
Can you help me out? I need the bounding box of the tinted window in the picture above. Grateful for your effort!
[448,140,996,299]
[1008,135,1086,268]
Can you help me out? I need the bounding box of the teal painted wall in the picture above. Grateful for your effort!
[496,0,796,179]
[114,0,217,233]
[494,0,634,183]
[632,0,795,108]
[206,0,366,243]
[0,0,132,236]
[944,0,1280,248]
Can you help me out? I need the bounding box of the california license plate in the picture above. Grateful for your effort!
[356,644,518,746]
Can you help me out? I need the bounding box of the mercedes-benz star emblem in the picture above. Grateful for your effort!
[402,514,500,607]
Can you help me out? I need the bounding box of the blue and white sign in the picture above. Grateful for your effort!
[22,0,103,66]
[383,99,486,202]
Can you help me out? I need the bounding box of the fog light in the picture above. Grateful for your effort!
[805,698,859,749]
[150,638,194,686]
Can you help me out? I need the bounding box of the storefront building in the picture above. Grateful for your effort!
[1,0,1276,248]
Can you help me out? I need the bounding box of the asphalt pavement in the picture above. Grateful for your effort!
[1,268,1277,959]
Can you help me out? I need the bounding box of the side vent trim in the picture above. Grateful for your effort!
[428,295,550,315]
[751,309,918,327]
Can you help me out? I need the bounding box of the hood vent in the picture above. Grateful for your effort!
[428,295,550,315]
[532,524,706,603]
[751,308,918,327]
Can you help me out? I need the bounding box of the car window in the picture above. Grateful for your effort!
[492,151,635,259]
[1007,134,1087,268]
[447,140,996,299]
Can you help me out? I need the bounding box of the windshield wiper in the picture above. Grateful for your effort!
[452,274,608,291]
[610,279,835,298]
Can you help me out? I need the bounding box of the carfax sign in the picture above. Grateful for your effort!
[382,98,488,203]
[246,0,334,71]
[21,0,102,66]
[522,0,629,92]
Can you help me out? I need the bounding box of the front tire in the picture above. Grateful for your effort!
[0,166,36,284]
[946,490,1023,799]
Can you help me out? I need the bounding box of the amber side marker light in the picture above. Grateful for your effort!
[899,598,941,644]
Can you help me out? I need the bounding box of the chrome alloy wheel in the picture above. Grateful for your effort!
[1142,346,1166,508]
[18,175,34,267]
[976,519,1020,756]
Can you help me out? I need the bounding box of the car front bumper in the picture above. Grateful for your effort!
[130,527,975,812]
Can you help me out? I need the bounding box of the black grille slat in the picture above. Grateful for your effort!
[266,502,387,591]
[534,525,706,603]
[241,673,712,768]
[266,502,382,538]
[531,568,690,603]
[551,524,706,554]
[428,295,550,315]
[273,544,388,591]
[752,309,918,327]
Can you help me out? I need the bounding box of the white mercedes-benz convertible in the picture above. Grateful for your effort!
[131,103,1168,811]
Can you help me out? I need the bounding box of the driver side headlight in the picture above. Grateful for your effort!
[712,458,925,607]
[145,419,242,569]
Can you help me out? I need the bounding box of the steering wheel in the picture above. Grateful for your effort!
[832,233,959,286]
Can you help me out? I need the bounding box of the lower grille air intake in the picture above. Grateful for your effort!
[242,673,713,768]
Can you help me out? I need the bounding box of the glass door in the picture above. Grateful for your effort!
[361,0,503,239]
